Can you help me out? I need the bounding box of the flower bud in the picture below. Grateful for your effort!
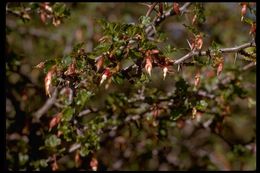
[173,3,180,15]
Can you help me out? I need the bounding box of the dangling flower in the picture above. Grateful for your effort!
[194,72,200,88]
[173,3,180,15]
[192,107,197,119]
[145,56,153,76]
[100,68,111,85]
[45,65,56,97]
[90,157,98,171]
[49,113,62,131]
[217,61,224,77]
[241,3,247,21]
[163,67,168,80]
[95,55,104,72]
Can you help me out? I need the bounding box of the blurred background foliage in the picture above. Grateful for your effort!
[6,2,256,171]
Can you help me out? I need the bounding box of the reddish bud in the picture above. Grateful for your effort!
[96,55,104,72]
[57,130,63,137]
[173,3,180,15]
[217,61,224,76]
[159,3,163,16]
[35,61,45,69]
[241,4,247,21]
[176,119,185,129]
[49,113,62,131]
[75,151,82,168]
[150,49,159,54]
[51,161,58,171]
[163,67,168,80]
[145,57,153,76]
[100,68,111,85]
[194,72,200,88]
[52,18,61,27]
[195,34,203,50]
[44,4,53,13]
[40,13,46,23]
[249,23,256,35]
[192,107,197,119]
[45,66,56,97]
[90,157,98,171]
[64,62,76,76]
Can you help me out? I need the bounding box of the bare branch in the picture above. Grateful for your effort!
[32,88,58,123]
[174,41,256,65]
[145,3,158,17]
[145,2,192,37]
[242,62,256,71]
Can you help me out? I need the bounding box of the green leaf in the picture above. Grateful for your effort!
[112,73,124,85]
[62,107,75,121]
[79,144,90,157]
[193,3,206,24]
[175,78,189,95]
[43,60,56,73]
[243,17,253,25]
[76,89,93,106]
[196,100,208,111]
[53,3,70,18]
[72,42,85,54]
[19,153,29,166]
[45,135,61,148]
[61,56,72,68]
[183,24,199,35]
[139,16,151,27]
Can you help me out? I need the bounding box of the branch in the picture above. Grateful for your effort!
[242,61,256,71]
[174,41,256,65]
[145,2,192,37]
[145,3,158,17]
[32,88,58,123]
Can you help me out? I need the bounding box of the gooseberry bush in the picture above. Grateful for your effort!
[6,2,256,171]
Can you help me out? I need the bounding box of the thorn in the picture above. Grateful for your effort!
[187,39,192,50]
[234,52,238,64]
